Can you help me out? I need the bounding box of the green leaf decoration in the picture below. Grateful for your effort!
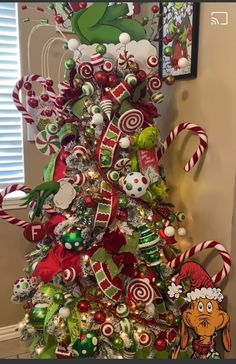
[68,305,81,346]
[29,334,41,356]
[154,351,169,359]
[156,302,166,314]
[119,232,139,254]
[71,97,87,119]
[178,351,192,359]
[91,247,109,262]
[71,3,146,45]
[132,81,146,103]
[43,152,60,182]
[106,256,124,279]
[134,346,151,359]
[36,336,57,359]
[175,297,186,308]
[43,302,60,343]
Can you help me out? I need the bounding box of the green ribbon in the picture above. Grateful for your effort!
[67,301,81,346]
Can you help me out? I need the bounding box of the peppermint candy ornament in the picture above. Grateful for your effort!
[147,75,162,92]
[139,332,152,347]
[78,62,94,79]
[118,109,144,135]
[127,278,154,305]
[123,172,149,198]
[101,323,114,337]
[147,56,158,68]
[35,130,60,155]
[63,267,76,283]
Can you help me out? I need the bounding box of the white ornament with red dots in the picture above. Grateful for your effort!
[123,172,149,198]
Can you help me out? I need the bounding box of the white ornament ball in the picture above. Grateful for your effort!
[92,113,104,125]
[119,32,131,45]
[68,38,80,51]
[13,277,31,296]
[178,57,188,69]
[59,307,70,318]
[178,227,187,236]
[164,226,175,237]
[123,172,149,198]
[119,136,130,149]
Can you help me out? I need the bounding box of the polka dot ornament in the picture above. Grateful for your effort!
[123,172,149,198]
[72,330,98,358]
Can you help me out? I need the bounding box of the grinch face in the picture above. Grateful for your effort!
[174,3,184,11]
[137,127,159,150]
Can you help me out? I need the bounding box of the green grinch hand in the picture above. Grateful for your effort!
[71,3,146,45]
[174,2,184,11]
[21,181,60,219]
[179,27,188,44]
[168,20,177,36]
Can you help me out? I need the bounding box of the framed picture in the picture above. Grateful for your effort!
[159,2,200,79]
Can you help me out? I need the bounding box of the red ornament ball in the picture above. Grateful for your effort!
[154,338,167,351]
[117,208,128,221]
[83,196,95,208]
[28,98,38,108]
[137,70,147,82]
[46,79,53,87]
[23,81,32,90]
[94,310,106,324]
[55,96,66,106]
[94,71,108,87]
[79,2,87,8]
[55,15,63,24]
[152,5,159,13]
[44,109,53,117]
[27,90,35,97]
[40,93,49,102]
[23,222,46,242]
[108,74,119,88]
[77,300,90,312]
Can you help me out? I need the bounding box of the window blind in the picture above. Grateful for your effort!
[0,3,24,189]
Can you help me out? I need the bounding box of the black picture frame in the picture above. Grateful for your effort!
[158,2,200,80]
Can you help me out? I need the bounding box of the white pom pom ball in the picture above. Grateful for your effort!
[164,226,175,237]
[59,307,70,318]
[178,227,187,236]
[119,32,131,45]
[119,136,130,149]
[68,38,80,51]
[178,57,188,69]
[92,113,104,125]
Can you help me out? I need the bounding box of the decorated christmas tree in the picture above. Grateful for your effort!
[0,2,231,359]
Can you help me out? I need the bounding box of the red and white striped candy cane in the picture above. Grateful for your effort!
[167,241,231,284]
[12,74,66,124]
[0,184,31,228]
[157,123,208,172]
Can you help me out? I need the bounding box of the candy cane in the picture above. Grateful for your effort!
[0,184,31,228]
[12,74,66,124]
[157,123,208,172]
[167,241,231,284]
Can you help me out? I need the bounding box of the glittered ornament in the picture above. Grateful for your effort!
[123,172,149,198]
[60,227,85,251]
[165,75,175,86]
[118,196,128,208]
[108,74,119,88]
[65,58,76,70]
[59,306,70,318]
[83,196,95,208]
[77,300,90,313]
[72,330,98,358]
[53,292,65,304]
[164,46,173,57]
[117,208,128,221]
[94,310,106,324]
[13,277,31,296]
[112,336,124,352]
[29,304,48,330]
[154,337,167,351]
[94,71,108,87]
[96,44,107,55]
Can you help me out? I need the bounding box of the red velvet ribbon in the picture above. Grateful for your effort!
[32,244,82,283]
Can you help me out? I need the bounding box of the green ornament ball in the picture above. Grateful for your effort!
[42,245,50,254]
[175,316,181,327]
[63,42,68,50]
[85,126,95,137]
[96,44,107,55]
[168,214,176,223]
[100,154,112,165]
[112,336,124,352]
[142,16,149,26]
[53,292,65,304]
[118,196,128,208]
[176,211,185,222]
[72,330,98,358]
[65,58,76,70]
[164,46,173,57]
[61,228,85,251]
[155,220,164,229]
[29,304,48,330]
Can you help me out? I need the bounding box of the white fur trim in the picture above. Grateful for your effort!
[186,287,224,302]
[167,282,183,299]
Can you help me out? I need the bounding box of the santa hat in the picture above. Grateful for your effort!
[167,261,224,302]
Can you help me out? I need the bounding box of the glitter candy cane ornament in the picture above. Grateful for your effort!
[157,123,208,172]
[167,241,231,284]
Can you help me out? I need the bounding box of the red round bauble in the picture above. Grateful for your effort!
[40,93,49,102]
[137,70,147,82]
[94,310,106,324]
[55,15,63,24]
[108,74,119,88]
[27,90,35,97]
[28,98,38,108]
[23,81,32,90]
[125,295,136,311]
[77,300,90,312]
[154,338,167,351]
[79,2,87,8]
[83,196,95,208]
[95,71,108,87]
[137,264,156,284]
[117,208,128,221]
[23,222,46,242]
[44,109,53,117]
[46,79,53,87]
[55,96,66,106]
[152,5,159,13]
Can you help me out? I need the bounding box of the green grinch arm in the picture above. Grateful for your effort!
[70,9,89,44]
[101,3,129,23]
[79,3,108,28]
[78,25,122,45]
[111,19,146,41]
